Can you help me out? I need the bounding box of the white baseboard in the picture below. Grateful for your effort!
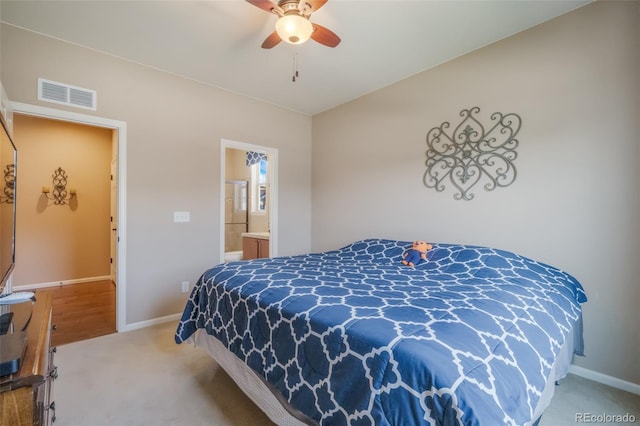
[120,313,182,333]
[13,276,112,290]
[569,365,640,395]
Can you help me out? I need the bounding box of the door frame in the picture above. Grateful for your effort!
[110,158,118,283]
[11,101,127,332]
[220,138,278,263]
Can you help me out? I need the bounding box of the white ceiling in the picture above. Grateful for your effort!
[1,0,590,116]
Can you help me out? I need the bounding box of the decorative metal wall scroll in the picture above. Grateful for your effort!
[0,164,14,204]
[42,167,76,205]
[423,107,521,201]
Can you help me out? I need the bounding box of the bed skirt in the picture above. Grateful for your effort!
[188,330,314,425]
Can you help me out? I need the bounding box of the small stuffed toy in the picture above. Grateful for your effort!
[401,240,433,267]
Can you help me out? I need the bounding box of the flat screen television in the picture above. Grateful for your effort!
[0,113,16,295]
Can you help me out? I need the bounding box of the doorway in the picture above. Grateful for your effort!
[220,139,278,264]
[10,101,127,331]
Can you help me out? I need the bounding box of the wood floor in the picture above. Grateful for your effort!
[39,280,116,347]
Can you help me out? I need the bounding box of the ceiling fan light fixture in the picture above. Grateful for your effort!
[275,14,313,44]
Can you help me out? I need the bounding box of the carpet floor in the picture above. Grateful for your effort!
[52,321,640,426]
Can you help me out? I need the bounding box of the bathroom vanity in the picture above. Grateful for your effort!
[242,232,270,260]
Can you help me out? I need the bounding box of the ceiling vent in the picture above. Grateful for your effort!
[38,78,97,111]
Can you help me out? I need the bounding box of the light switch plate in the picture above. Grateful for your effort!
[173,211,190,223]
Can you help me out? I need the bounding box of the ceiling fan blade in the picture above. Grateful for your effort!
[306,0,328,13]
[261,31,282,49]
[311,23,341,48]
[246,0,276,13]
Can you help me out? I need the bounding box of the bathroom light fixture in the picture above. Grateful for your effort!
[275,14,313,44]
[42,167,76,205]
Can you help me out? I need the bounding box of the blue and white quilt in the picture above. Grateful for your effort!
[175,239,587,425]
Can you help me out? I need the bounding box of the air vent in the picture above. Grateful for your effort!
[38,78,97,111]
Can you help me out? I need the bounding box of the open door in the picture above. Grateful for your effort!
[110,158,117,284]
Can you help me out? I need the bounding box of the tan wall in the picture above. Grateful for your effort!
[0,23,312,324]
[13,114,112,284]
[225,148,249,182]
[312,1,640,384]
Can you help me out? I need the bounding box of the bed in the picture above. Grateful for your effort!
[175,239,587,425]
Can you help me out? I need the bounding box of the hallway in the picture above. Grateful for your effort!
[42,280,116,347]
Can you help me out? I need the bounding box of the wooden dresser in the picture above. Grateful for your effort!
[0,291,56,425]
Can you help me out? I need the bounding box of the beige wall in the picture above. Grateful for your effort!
[312,2,640,384]
[0,23,312,324]
[13,114,112,285]
[226,148,250,182]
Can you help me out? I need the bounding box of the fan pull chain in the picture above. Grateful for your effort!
[292,53,299,82]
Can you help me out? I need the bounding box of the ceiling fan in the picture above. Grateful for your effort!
[246,0,341,49]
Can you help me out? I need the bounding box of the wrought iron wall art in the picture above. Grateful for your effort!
[42,167,76,205]
[0,164,15,204]
[423,107,521,201]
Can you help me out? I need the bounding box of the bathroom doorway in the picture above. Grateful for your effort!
[220,139,278,264]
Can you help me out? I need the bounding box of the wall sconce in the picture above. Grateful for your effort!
[0,164,15,204]
[42,167,76,205]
